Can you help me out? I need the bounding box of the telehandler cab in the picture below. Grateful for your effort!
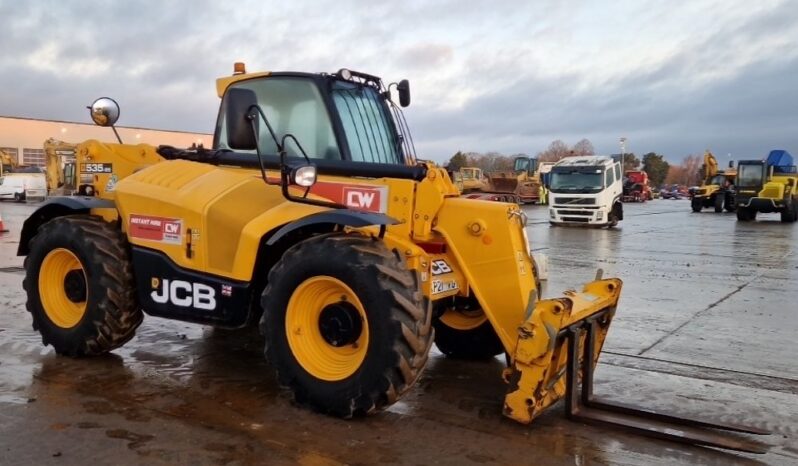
[18,64,768,453]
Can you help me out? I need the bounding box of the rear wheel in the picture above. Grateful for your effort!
[714,194,723,212]
[14,192,23,202]
[260,234,432,418]
[23,215,142,356]
[433,297,504,359]
[691,197,702,212]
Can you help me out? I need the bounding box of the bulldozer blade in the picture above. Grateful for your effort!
[563,315,770,454]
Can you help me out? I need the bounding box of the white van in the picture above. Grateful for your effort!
[0,173,48,202]
[547,156,624,227]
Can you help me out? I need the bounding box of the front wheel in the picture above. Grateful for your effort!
[23,215,142,356]
[714,194,723,212]
[737,207,755,221]
[691,197,702,212]
[433,297,503,359]
[260,234,433,418]
[781,198,797,223]
[14,192,23,202]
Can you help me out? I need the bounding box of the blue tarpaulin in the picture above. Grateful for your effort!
[766,150,795,173]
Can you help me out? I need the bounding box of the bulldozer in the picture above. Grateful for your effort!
[691,151,737,213]
[17,64,767,453]
[457,166,489,193]
[736,150,798,222]
[462,156,542,204]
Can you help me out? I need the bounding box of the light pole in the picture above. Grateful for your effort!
[619,137,627,170]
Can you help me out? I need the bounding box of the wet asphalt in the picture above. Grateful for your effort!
[0,198,796,465]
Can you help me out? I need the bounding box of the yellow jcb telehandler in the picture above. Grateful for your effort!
[17,64,768,453]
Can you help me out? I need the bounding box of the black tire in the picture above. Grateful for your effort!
[724,193,736,212]
[260,233,433,418]
[23,215,142,356]
[607,202,622,227]
[14,192,23,202]
[781,197,797,223]
[714,194,723,212]
[737,207,755,221]
[691,197,702,212]
[433,297,504,359]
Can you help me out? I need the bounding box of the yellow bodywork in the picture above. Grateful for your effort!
[101,153,620,424]
[48,66,622,426]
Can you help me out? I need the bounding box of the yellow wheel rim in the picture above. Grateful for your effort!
[439,307,487,331]
[285,276,369,381]
[38,248,87,329]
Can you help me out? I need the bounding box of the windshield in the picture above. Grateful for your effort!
[331,80,401,164]
[550,168,604,193]
[461,168,479,180]
[514,157,538,174]
[709,174,726,185]
[737,163,764,187]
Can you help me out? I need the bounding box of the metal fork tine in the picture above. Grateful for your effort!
[563,321,771,454]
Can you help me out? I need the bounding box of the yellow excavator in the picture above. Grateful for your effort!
[16,64,768,453]
[1,149,18,176]
[691,151,737,213]
[43,138,78,195]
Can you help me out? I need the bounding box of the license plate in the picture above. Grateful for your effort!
[431,279,459,295]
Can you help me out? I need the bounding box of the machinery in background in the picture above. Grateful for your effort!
[622,170,652,202]
[0,149,16,176]
[691,151,737,213]
[736,150,797,222]
[16,64,769,454]
[461,156,545,204]
[547,155,624,227]
[43,138,78,195]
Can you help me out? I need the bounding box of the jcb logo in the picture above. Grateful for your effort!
[431,259,453,276]
[151,278,216,310]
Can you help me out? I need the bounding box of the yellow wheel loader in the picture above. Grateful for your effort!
[736,150,798,222]
[17,65,768,453]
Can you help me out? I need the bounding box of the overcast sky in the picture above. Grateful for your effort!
[1,0,796,163]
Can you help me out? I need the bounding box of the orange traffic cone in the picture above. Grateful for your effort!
[0,212,8,233]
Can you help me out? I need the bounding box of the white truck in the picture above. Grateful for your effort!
[547,155,623,227]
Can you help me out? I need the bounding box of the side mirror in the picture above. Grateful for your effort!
[397,79,411,107]
[224,88,259,150]
[88,97,120,127]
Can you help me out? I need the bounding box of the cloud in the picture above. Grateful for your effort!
[0,0,796,163]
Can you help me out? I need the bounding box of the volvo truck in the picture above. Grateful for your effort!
[547,155,623,227]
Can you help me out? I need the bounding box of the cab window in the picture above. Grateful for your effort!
[217,77,341,160]
[605,167,614,187]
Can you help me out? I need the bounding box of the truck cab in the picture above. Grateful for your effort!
[547,156,623,227]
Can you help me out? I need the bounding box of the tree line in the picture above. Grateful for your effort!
[446,138,711,188]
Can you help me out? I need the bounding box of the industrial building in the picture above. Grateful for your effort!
[0,115,211,167]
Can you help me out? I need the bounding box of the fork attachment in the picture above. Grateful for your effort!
[563,312,770,454]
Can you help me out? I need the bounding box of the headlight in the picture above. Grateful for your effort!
[549,209,556,219]
[292,165,317,187]
[596,211,604,220]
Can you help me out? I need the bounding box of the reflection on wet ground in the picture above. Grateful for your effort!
[1,200,797,465]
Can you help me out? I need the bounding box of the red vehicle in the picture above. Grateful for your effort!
[622,170,652,202]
